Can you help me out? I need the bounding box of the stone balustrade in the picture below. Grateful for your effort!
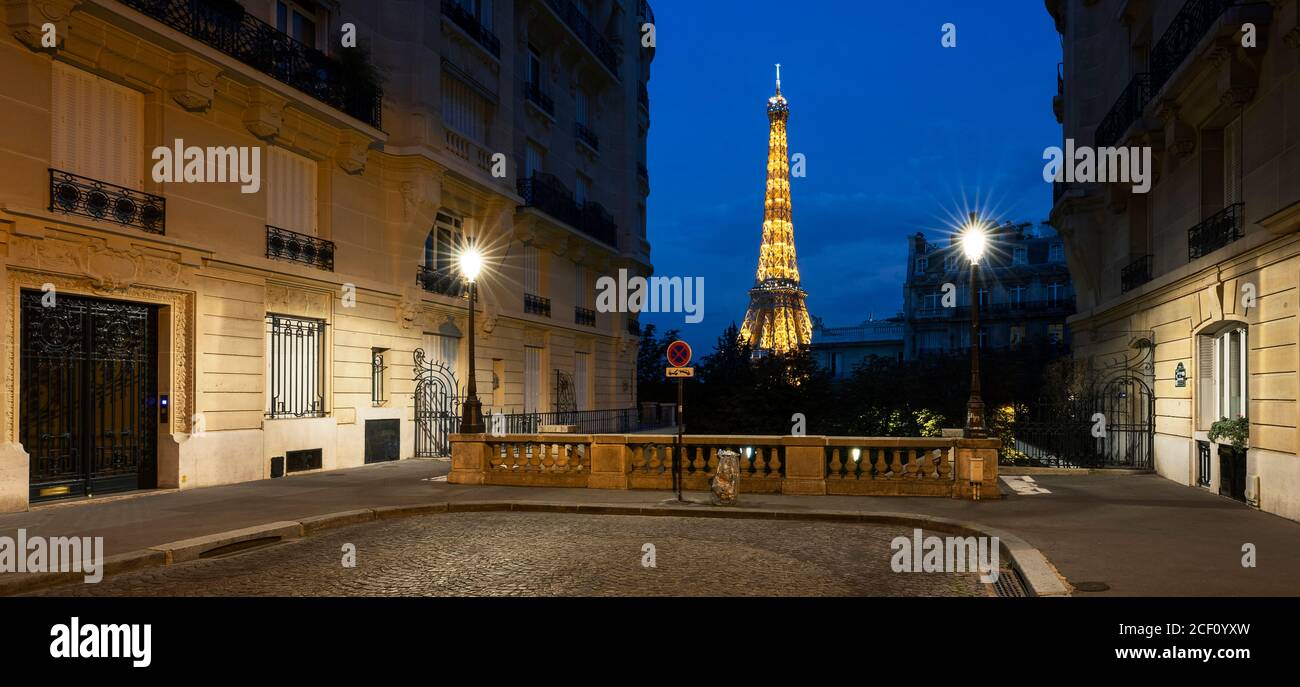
[450,434,1001,500]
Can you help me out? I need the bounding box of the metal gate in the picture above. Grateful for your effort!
[413,348,460,457]
[20,291,157,501]
[1004,375,1154,469]
[554,369,576,425]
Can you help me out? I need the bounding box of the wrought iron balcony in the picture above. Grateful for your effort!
[49,169,165,234]
[517,173,618,247]
[541,0,620,75]
[120,0,382,128]
[523,81,555,117]
[575,122,600,151]
[266,225,335,271]
[440,0,501,57]
[1188,203,1245,260]
[1150,0,1237,93]
[575,306,596,327]
[1095,72,1151,149]
[525,293,552,317]
[1121,255,1153,294]
[417,264,465,298]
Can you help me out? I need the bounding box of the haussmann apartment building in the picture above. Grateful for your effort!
[0,0,656,512]
[1047,0,1300,521]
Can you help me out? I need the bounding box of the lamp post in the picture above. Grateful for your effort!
[458,246,486,434]
[962,213,988,439]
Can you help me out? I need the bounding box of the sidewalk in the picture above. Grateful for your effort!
[2,459,1298,596]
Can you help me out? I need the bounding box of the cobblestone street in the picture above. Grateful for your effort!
[31,512,987,597]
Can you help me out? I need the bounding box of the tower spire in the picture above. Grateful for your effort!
[741,67,813,356]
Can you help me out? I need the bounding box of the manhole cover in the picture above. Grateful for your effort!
[988,568,1028,597]
[1072,581,1111,593]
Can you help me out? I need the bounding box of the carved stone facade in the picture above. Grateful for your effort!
[0,0,654,511]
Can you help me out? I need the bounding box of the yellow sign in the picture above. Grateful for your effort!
[666,367,695,379]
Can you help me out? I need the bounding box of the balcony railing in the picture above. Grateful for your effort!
[1188,203,1245,260]
[575,122,600,151]
[120,0,382,128]
[1120,255,1153,294]
[575,306,596,327]
[1150,0,1237,94]
[542,0,620,76]
[440,0,501,58]
[523,81,555,117]
[266,225,335,271]
[49,169,166,234]
[525,293,552,317]
[1095,72,1151,148]
[417,264,465,298]
[517,173,618,247]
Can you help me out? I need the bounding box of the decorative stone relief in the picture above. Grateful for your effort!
[1155,100,1196,160]
[335,130,371,175]
[7,0,80,52]
[243,86,288,141]
[168,53,220,112]
[265,282,330,319]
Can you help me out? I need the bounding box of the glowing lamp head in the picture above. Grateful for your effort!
[961,221,988,264]
[458,246,484,282]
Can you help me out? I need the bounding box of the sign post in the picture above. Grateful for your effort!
[665,340,693,502]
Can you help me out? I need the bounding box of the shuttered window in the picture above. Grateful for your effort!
[524,346,542,413]
[51,62,143,189]
[442,73,489,144]
[525,142,545,179]
[1224,116,1242,206]
[422,333,460,375]
[267,146,317,235]
[524,245,541,295]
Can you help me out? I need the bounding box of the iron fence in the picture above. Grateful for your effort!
[1188,203,1245,260]
[524,293,552,317]
[49,168,165,234]
[440,0,501,57]
[266,225,335,271]
[1095,72,1151,149]
[1121,254,1153,293]
[266,315,327,419]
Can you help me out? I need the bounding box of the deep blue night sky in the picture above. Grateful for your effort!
[642,0,1062,353]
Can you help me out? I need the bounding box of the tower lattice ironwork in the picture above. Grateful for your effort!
[740,65,813,355]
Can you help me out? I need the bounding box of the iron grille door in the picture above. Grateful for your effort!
[413,348,460,457]
[20,291,157,501]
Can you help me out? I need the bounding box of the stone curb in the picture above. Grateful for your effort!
[1,501,1070,597]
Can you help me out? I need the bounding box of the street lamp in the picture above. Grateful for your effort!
[961,213,988,439]
[458,245,486,434]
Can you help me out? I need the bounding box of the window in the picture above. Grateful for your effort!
[276,1,320,49]
[1009,285,1026,306]
[976,288,989,306]
[915,257,928,275]
[1049,243,1065,262]
[922,292,940,309]
[1010,326,1026,350]
[51,62,143,189]
[943,255,958,272]
[1224,115,1242,207]
[1013,247,1028,266]
[527,46,544,89]
[1048,324,1065,344]
[576,89,589,126]
[575,174,590,206]
[454,0,493,29]
[421,333,460,378]
[267,147,318,235]
[425,212,465,270]
[524,346,543,413]
[1214,327,1248,420]
[574,351,590,410]
[442,73,490,144]
[525,141,545,179]
[524,245,541,295]
[266,315,326,418]
[1047,282,1065,306]
[371,348,387,406]
[574,264,589,308]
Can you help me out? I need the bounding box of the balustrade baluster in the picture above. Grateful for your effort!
[829,449,843,479]
[770,448,782,476]
[873,450,888,480]
[890,449,904,478]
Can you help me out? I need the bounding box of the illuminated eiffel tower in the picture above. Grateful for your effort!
[740,65,813,356]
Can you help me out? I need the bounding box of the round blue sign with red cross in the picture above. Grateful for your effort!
[666,340,692,368]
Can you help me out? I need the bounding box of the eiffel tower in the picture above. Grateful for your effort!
[740,65,813,356]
